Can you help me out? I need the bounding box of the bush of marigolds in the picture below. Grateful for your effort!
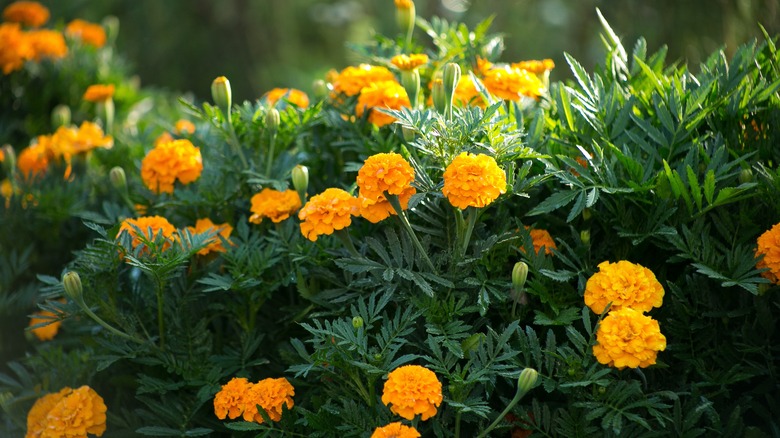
[1,0,780,436]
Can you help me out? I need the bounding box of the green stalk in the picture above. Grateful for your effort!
[80,306,146,345]
[476,370,537,438]
[155,279,165,348]
[225,111,248,169]
[386,194,436,273]
[459,207,479,258]
[266,133,277,177]
[455,411,462,438]
[335,228,361,258]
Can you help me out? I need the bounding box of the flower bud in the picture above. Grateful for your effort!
[443,62,461,108]
[395,0,415,37]
[211,76,232,113]
[312,79,329,100]
[400,69,420,108]
[109,166,126,192]
[51,105,71,128]
[62,271,83,303]
[292,164,309,200]
[1,144,15,170]
[517,368,538,393]
[352,316,364,328]
[266,108,281,136]
[512,261,528,293]
[432,77,446,114]
[102,15,120,45]
[580,229,591,245]
[739,168,753,184]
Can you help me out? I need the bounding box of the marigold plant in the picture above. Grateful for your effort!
[213,377,253,421]
[83,84,115,102]
[26,386,107,438]
[16,142,49,179]
[478,58,545,100]
[371,422,421,438]
[511,59,556,75]
[356,152,416,202]
[584,260,665,314]
[442,152,506,209]
[118,216,177,253]
[140,139,203,194]
[755,222,780,284]
[592,308,667,369]
[25,387,70,437]
[330,64,395,97]
[381,365,443,421]
[3,1,49,28]
[248,188,302,224]
[0,22,33,74]
[523,227,557,255]
[65,19,106,48]
[27,29,67,60]
[263,87,310,108]
[298,188,360,242]
[391,54,428,71]
[355,80,411,127]
[174,119,195,135]
[186,218,233,255]
[242,377,295,424]
[27,308,61,341]
[358,190,413,223]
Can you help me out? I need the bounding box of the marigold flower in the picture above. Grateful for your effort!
[3,1,49,28]
[242,377,295,423]
[394,0,414,9]
[371,422,421,438]
[263,87,310,108]
[442,152,506,209]
[118,216,177,253]
[187,218,233,255]
[141,139,203,194]
[358,189,414,223]
[33,385,107,437]
[26,387,71,437]
[593,308,666,369]
[0,22,33,74]
[1,179,13,208]
[511,59,555,75]
[249,188,302,224]
[381,365,442,421]
[453,74,486,108]
[356,152,416,202]
[584,260,664,314]
[521,227,557,255]
[298,188,360,242]
[214,377,253,421]
[355,80,411,127]
[481,64,544,101]
[83,84,115,103]
[154,131,174,147]
[27,29,67,60]
[756,222,780,284]
[391,54,428,71]
[65,19,106,48]
[28,308,61,341]
[174,119,196,135]
[331,64,396,97]
[17,142,49,179]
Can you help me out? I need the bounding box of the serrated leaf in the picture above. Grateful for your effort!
[528,190,579,216]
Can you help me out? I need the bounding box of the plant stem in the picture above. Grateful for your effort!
[266,133,276,177]
[335,228,361,258]
[460,207,478,258]
[476,382,530,438]
[155,281,165,349]
[224,111,248,169]
[386,194,436,273]
[455,411,462,438]
[81,306,146,345]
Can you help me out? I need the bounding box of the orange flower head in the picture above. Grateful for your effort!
[442,152,506,209]
[355,80,411,127]
[481,64,544,101]
[118,216,177,253]
[187,218,233,255]
[756,222,780,284]
[26,387,71,437]
[83,84,115,102]
[249,188,302,224]
[358,189,414,223]
[584,260,664,314]
[242,377,295,423]
[356,152,415,202]
[214,377,253,421]
[381,365,442,421]
[35,385,107,437]
[391,54,428,71]
[453,74,486,108]
[27,29,67,61]
[0,22,33,74]
[17,142,49,179]
[141,139,203,194]
[298,188,360,242]
[3,1,49,27]
[331,64,396,97]
[174,119,196,135]
[28,308,61,341]
[592,308,666,369]
[371,422,421,438]
[263,87,310,108]
[394,0,414,10]
[522,227,557,255]
[154,131,174,148]
[68,121,113,154]
[510,59,555,75]
[65,19,106,48]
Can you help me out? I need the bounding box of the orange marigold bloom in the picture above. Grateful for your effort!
[511,59,555,75]
[26,387,71,438]
[28,308,61,341]
[263,87,310,108]
[298,188,360,242]
[242,377,295,424]
[358,189,414,224]
[756,222,780,285]
[65,19,106,48]
[83,84,115,102]
[355,80,411,127]
[17,142,49,179]
[3,1,49,28]
[27,29,67,61]
[187,218,233,255]
[382,365,442,421]
[174,119,196,135]
[371,422,421,438]
[356,152,416,202]
[331,64,396,97]
[481,64,544,101]
[523,227,557,255]
[453,74,486,108]
[391,54,428,71]
[214,377,253,421]
[118,216,177,252]
[1,179,13,208]
[33,385,107,437]
[442,152,506,209]
[141,139,203,194]
[584,260,664,315]
[593,308,666,369]
[249,188,302,224]
[0,22,33,74]
[154,131,174,147]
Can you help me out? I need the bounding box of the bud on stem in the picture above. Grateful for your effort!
[211,76,232,116]
[292,164,309,202]
[62,271,84,304]
[51,105,71,128]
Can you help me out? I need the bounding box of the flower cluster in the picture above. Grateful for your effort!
[186,218,233,255]
[213,377,295,424]
[65,19,106,48]
[140,139,203,194]
[592,307,667,368]
[442,152,506,209]
[355,80,411,127]
[584,260,664,314]
[298,188,360,241]
[330,64,395,97]
[0,10,68,75]
[3,1,49,28]
[476,57,547,101]
[83,83,115,102]
[26,385,107,437]
[381,365,442,421]
[263,87,310,108]
[371,422,421,438]
[249,188,302,224]
[755,222,780,284]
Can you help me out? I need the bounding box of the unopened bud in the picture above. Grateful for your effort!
[51,105,71,128]
[62,271,83,303]
[102,16,120,45]
[580,230,591,245]
[400,69,420,108]
[432,77,446,114]
[739,168,753,184]
[582,208,592,221]
[109,166,126,192]
[461,332,485,358]
[443,62,461,108]
[292,164,309,200]
[312,79,329,100]
[352,316,364,328]
[266,108,281,135]
[211,76,232,114]
[1,144,15,170]
[395,0,415,37]
[512,261,528,293]
[517,368,538,393]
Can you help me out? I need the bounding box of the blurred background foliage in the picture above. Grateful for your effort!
[40,0,780,101]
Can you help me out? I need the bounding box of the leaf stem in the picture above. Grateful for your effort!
[386,194,436,273]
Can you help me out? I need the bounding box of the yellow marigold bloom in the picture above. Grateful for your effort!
[26,387,71,438]
[187,218,233,255]
[17,142,49,179]
[174,119,196,135]
[263,87,310,108]
[331,64,396,97]
[141,139,203,194]
[756,222,780,285]
[355,80,411,127]
[511,59,555,75]
[442,152,506,209]
[0,22,33,74]
[27,29,67,61]
[481,64,544,101]
[356,152,415,202]
[521,227,557,255]
[391,54,428,71]
[593,308,666,369]
[83,84,115,102]
[28,308,61,341]
[242,377,295,424]
[65,19,106,48]
[298,188,360,242]
[118,216,177,253]
[34,385,107,437]
[358,189,414,224]
[3,1,49,28]
[584,260,664,314]
[214,377,253,421]
[371,422,421,438]
[249,188,302,224]
[382,365,442,421]
[453,74,486,108]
